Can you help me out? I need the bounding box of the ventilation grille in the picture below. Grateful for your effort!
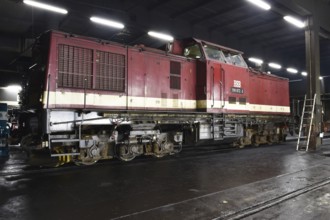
[95,51,126,92]
[170,61,181,90]
[239,97,246,105]
[229,97,236,104]
[58,44,93,89]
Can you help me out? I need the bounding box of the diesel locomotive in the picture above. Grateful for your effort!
[19,30,290,165]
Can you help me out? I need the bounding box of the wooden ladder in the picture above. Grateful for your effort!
[296,94,316,151]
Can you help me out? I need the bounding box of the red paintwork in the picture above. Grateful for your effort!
[44,31,290,115]
[249,70,290,107]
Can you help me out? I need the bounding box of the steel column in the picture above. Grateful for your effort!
[305,15,322,149]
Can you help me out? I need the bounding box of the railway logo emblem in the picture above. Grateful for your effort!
[233,80,241,88]
[232,80,244,94]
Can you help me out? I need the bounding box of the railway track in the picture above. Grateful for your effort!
[0,143,243,177]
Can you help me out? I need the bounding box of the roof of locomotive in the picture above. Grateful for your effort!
[192,38,244,55]
[46,30,243,54]
[44,30,288,81]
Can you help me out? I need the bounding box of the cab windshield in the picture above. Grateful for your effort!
[223,51,247,68]
[203,44,226,62]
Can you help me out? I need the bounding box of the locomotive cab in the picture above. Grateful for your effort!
[178,39,250,114]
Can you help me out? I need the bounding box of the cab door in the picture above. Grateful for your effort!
[208,61,223,112]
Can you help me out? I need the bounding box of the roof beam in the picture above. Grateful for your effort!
[269,39,305,51]
[170,0,219,19]
[191,2,244,26]
[238,25,289,41]
[146,0,172,11]
[252,31,304,45]
[209,12,265,32]
[224,18,282,36]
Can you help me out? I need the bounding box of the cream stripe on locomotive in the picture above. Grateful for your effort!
[197,100,290,113]
[43,91,290,113]
[43,91,196,109]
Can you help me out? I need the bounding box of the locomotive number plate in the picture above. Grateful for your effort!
[231,87,244,94]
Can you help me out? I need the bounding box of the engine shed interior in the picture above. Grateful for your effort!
[1,1,330,219]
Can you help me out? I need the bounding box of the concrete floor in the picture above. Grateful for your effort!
[1,140,330,220]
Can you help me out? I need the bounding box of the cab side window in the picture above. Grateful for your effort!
[184,44,202,59]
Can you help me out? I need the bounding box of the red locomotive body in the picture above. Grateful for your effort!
[20,31,290,165]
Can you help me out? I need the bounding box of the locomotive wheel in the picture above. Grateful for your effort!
[238,137,245,149]
[252,135,260,147]
[173,144,182,154]
[152,143,166,158]
[267,135,274,145]
[117,145,135,162]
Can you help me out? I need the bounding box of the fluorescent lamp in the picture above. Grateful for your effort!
[23,0,68,14]
[148,31,174,41]
[90,16,125,29]
[268,62,282,69]
[301,71,308,76]
[5,85,22,92]
[287,68,298,74]
[284,16,305,28]
[246,0,271,10]
[248,57,263,65]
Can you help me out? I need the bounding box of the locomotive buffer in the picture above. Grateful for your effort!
[296,94,316,151]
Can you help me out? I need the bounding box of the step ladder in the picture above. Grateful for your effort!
[212,114,224,140]
[296,94,316,151]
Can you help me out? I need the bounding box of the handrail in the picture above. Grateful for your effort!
[211,66,215,108]
[220,66,225,108]
[46,74,50,109]
[220,81,224,108]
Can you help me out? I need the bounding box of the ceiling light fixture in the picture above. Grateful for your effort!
[246,0,271,10]
[248,57,263,65]
[268,62,282,69]
[23,0,68,14]
[301,71,308,76]
[90,16,125,29]
[148,31,174,41]
[5,85,22,92]
[284,16,305,28]
[287,68,298,74]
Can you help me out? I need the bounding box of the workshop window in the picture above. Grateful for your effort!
[170,61,181,90]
